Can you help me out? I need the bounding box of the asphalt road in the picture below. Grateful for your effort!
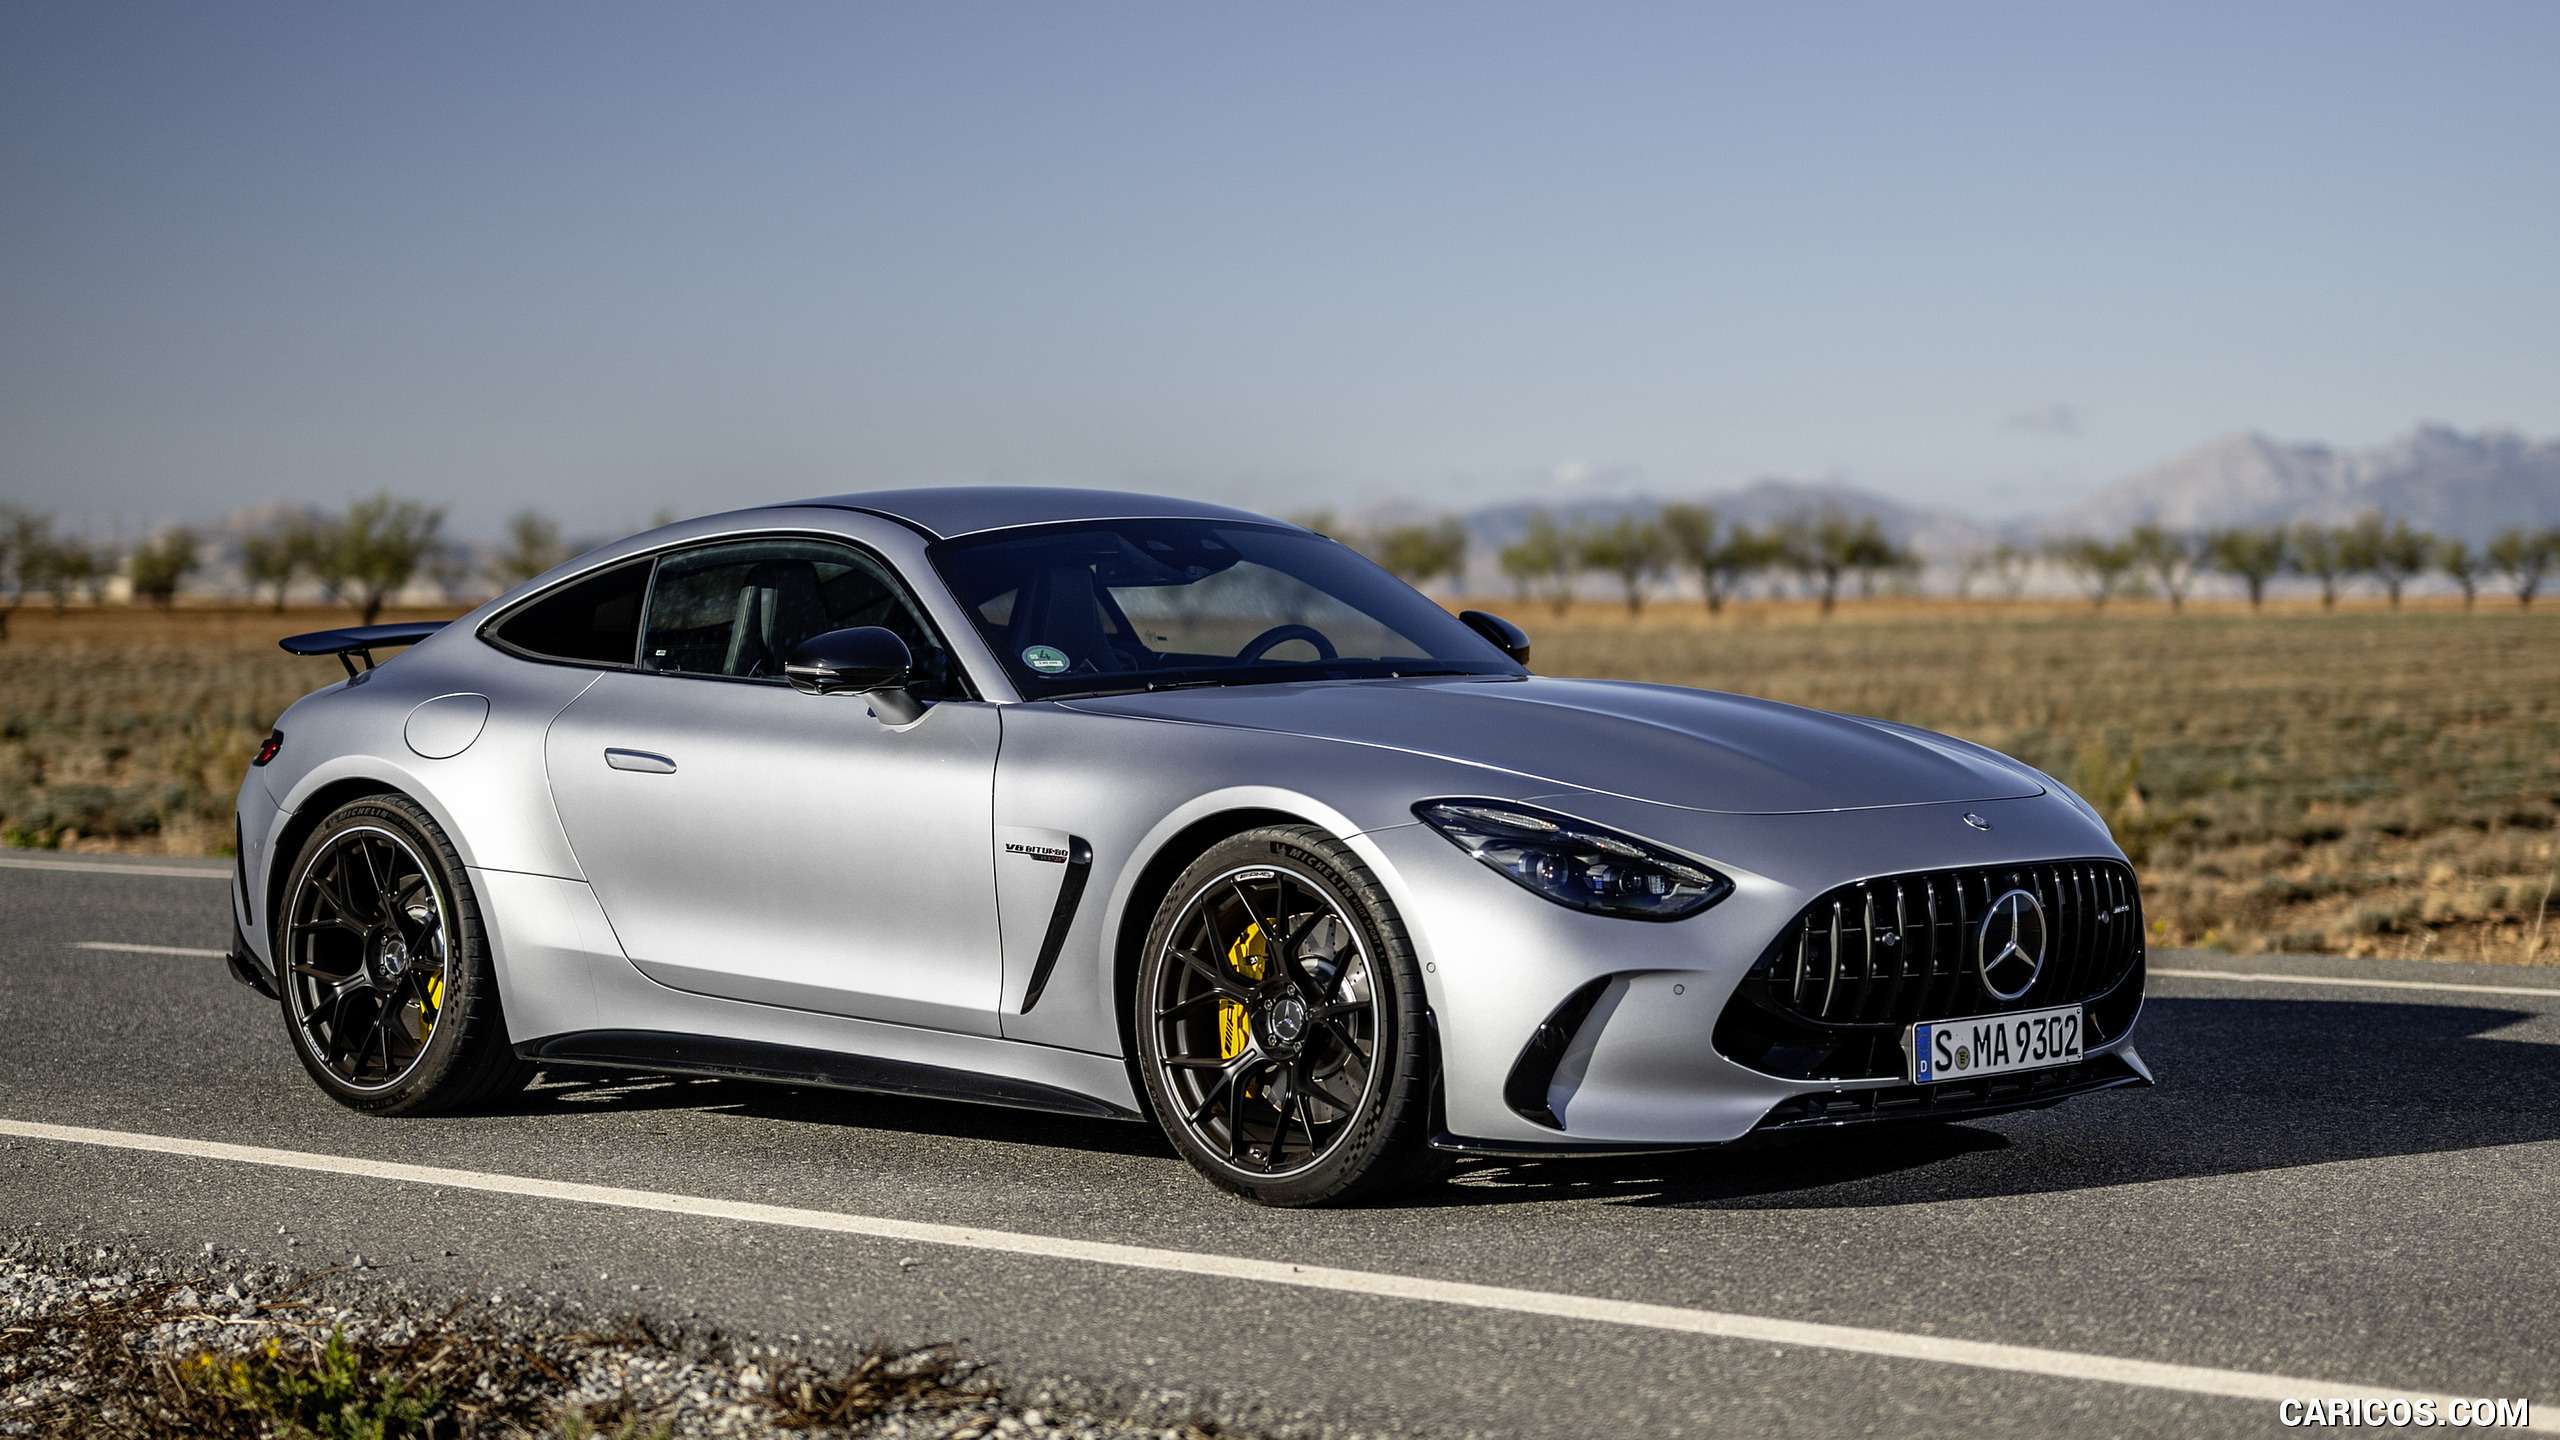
[5,852,2558,1438]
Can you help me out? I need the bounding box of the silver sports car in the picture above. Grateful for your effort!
[228,488,2150,1205]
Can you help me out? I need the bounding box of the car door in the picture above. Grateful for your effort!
[544,535,1004,1036]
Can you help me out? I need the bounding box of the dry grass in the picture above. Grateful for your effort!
[1,1244,1209,1439]
[0,605,464,854]
[1516,594,2560,963]
[6,597,2556,962]
[0,1263,566,1438]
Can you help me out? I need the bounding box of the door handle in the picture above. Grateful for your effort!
[604,748,676,774]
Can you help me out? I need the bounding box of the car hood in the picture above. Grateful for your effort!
[1055,676,2043,814]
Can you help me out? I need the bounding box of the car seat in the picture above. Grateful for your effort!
[1008,564,1130,673]
[723,559,834,678]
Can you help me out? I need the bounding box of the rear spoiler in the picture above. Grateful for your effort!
[279,621,449,678]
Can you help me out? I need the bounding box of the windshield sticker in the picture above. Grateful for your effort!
[1022,645,1071,674]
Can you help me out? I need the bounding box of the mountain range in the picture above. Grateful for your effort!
[1415,424,2559,578]
[2039,424,2560,543]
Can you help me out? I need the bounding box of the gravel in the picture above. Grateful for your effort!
[0,1235,1235,1439]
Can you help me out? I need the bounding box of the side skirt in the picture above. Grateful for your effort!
[518,1030,1142,1122]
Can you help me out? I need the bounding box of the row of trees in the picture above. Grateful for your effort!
[1496,505,1917,616]
[0,496,579,633]
[10,492,2553,629]
[1308,504,1920,616]
[2004,516,2559,611]
[1333,505,2559,615]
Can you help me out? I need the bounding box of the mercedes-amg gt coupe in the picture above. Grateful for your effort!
[228,488,2150,1205]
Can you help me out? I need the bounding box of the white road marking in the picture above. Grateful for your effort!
[3,1118,2547,1427]
[74,942,228,958]
[2154,967,2560,999]
[0,855,230,879]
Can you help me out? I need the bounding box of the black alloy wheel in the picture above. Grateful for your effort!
[279,794,530,1115]
[1137,825,1443,1206]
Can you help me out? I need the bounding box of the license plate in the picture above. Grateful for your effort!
[1905,1005,2082,1084]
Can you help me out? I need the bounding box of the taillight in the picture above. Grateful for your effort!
[252,730,283,767]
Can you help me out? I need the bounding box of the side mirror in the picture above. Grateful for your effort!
[783,627,926,724]
[1459,610,1531,666]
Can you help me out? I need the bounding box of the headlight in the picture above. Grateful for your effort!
[1413,799,1732,921]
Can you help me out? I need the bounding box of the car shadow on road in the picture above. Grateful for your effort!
[1414,997,2560,1212]
[501,1068,1179,1160]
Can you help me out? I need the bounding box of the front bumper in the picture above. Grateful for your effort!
[1368,788,2146,1151]
[1749,1046,2153,1134]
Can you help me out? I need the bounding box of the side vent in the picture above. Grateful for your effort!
[1018,836,1094,1014]
[1503,977,1613,1129]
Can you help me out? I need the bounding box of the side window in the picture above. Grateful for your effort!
[484,559,650,667]
[637,537,966,698]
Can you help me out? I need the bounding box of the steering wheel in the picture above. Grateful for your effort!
[1235,624,1338,663]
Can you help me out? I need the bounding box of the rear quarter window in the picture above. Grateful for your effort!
[484,559,651,666]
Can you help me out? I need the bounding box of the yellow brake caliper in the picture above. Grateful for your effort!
[418,973,444,1041]
[1218,920,1268,1060]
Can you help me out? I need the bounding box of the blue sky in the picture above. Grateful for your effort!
[3,1,2554,534]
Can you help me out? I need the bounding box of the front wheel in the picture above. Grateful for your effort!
[1135,825,1445,1206]
[277,794,531,1115]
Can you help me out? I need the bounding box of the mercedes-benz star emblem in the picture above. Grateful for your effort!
[1976,889,2047,1001]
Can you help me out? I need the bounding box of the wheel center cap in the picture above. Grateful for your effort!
[1262,995,1308,1050]
[375,934,410,982]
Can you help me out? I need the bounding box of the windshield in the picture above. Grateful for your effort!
[930,519,1522,698]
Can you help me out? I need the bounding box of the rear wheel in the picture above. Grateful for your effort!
[1136,825,1445,1206]
[278,794,531,1115]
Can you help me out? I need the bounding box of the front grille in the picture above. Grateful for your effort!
[1713,858,2146,1081]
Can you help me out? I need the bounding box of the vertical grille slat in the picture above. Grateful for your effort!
[1749,858,2139,1031]
[1877,882,1912,1022]
[1858,889,1878,1023]
[2043,866,2068,1002]
[1821,901,1842,1018]
[2071,865,2095,1000]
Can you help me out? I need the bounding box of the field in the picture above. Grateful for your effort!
[3,598,2555,962]
[0,606,470,856]
[1531,597,2560,963]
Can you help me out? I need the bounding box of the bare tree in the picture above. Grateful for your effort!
[1366,517,1471,591]
[428,541,478,602]
[2435,537,2482,609]
[1497,511,1576,616]
[321,493,450,624]
[2488,527,2557,608]
[1777,506,1900,616]
[1573,515,1670,616]
[483,507,570,591]
[2344,512,2433,610]
[2048,534,2141,610]
[0,504,43,640]
[6,510,58,622]
[42,540,92,612]
[78,539,115,606]
[236,510,318,613]
[1960,541,2034,601]
[2289,524,2353,610]
[2206,527,2287,610]
[1660,504,1777,614]
[127,528,200,611]
[2128,524,2199,611]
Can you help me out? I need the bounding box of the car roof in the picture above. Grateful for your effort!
[778,487,1291,541]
